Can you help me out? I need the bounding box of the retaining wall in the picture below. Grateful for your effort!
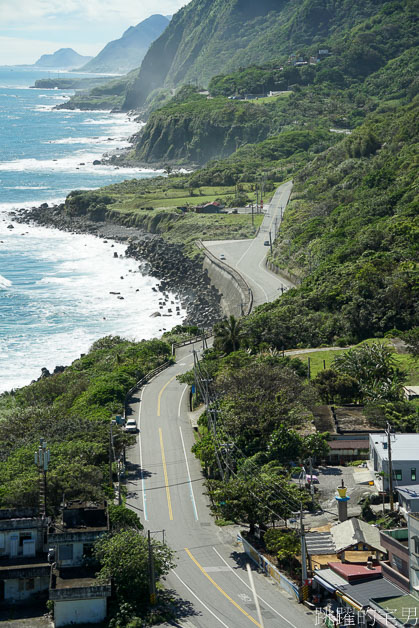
[197,240,253,317]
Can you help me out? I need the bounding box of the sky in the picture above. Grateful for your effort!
[0,0,190,66]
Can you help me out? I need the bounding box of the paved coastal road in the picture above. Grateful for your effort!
[203,180,294,307]
[127,342,315,628]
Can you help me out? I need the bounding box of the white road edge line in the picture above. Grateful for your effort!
[138,389,148,521]
[178,383,189,418]
[212,547,298,628]
[171,569,229,628]
[179,424,199,521]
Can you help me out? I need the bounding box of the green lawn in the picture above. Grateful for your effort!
[292,339,419,385]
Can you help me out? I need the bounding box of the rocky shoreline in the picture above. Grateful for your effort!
[14,203,223,328]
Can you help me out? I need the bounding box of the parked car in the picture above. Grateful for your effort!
[264,240,270,246]
[220,254,226,260]
[125,419,138,433]
[305,474,319,484]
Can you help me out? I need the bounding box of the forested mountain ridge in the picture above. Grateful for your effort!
[79,14,170,74]
[123,0,402,110]
[128,0,418,164]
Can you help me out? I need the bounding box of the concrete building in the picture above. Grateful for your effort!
[408,512,419,597]
[397,485,419,518]
[379,528,410,593]
[330,517,386,561]
[48,501,111,627]
[369,433,419,491]
[0,508,50,606]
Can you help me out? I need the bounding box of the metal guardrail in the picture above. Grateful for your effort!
[196,240,253,315]
[123,332,213,417]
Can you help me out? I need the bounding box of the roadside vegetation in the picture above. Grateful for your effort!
[0,336,171,511]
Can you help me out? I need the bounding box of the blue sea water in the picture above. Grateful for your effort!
[0,67,183,392]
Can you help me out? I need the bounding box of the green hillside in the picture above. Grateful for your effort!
[128,0,418,164]
[123,0,403,109]
[243,97,419,348]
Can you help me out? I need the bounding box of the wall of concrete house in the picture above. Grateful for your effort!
[409,515,419,595]
[54,597,107,627]
[56,541,85,566]
[4,576,49,602]
[0,526,41,557]
[371,456,418,491]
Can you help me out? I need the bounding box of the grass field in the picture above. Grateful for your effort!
[291,339,419,385]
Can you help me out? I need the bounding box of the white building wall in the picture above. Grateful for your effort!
[54,597,107,627]
[0,528,37,557]
[4,576,49,602]
[409,513,419,597]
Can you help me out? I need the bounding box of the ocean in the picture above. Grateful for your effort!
[0,67,184,393]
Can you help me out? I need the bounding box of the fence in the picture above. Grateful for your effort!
[123,332,213,417]
[196,240,253,315]
[238,533,302,602]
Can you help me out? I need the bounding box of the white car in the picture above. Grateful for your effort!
[125,419,138,433]
[220,254,226,260]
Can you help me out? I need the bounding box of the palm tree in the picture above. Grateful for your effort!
[214,315,242,354]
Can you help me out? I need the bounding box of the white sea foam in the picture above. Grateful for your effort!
[0,155,160,175]
[0,274,11,288]
[0,223,185,392]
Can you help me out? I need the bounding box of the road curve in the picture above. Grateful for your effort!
[203,181,294,308]
[126,341,315,628]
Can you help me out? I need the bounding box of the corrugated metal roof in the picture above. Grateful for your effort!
[339,578,404,608]
[314,567,347,588]
[306,531,336,555]
[330,517,386,554]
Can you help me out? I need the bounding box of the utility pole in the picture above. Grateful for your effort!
[256,188,259,213]
[35,438,50,516]
[148,530,157,605]
[386,422,394,511]
[109,421,114,489]
[300,506,307,583]
[309,457,315,509]
[247,564,265,628]
[269,230,273,255]
[307,357,311,380]
[251,203,254,226]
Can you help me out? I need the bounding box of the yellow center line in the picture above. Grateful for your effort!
[185,548,261,627]
[157,375,176,416]
[159,428,173,520]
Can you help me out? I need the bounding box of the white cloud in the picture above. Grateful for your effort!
[0,0,188,28]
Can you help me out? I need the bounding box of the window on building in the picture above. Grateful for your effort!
[0,533,4,550]
[413,536,419,554]
[83,543,94,558]
[58,544,73,561]
[412,468,417,481]
[394,469,403,481]
[25,579,35,590]
[19,533,31,546]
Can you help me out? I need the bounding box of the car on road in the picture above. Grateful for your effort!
[264,240,270,246]
[124,419,138,433]
[220,254,226,260]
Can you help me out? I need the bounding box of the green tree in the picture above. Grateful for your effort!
[94,530,175,606]
[332,342,406,402]
[108,504,143,532]
[403,327,419,362]
[312,369,360,404]
[264,528,300,568]
[214,315,243,354]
